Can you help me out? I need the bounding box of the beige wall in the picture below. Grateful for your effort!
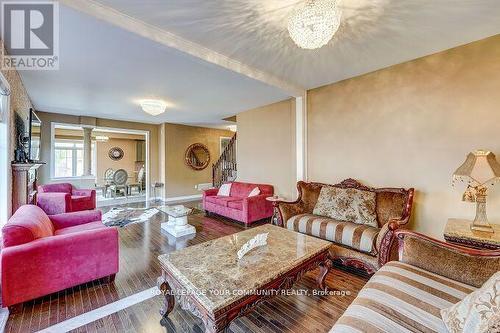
[95,138,140,185]
[307,35,500,238]
[37,111,160,195]
[164,123,233,198]
[1,43,33,219]
[236,99,297,199]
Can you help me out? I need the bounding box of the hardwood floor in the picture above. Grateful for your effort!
[5,201,368,333]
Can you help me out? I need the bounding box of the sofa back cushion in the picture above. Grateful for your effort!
[2,205,54,247]
[297,180,412,227]
[375,191,407,226]
[229,182,273,198]
[38,183,73,194]
[313,186,378,227]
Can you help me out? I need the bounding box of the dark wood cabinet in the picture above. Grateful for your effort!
[12,163,43,214]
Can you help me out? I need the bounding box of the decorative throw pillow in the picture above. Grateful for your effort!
[248,187,260,197]
[217,183,232,196]
[441,271,500,333]
[313,186,378,227]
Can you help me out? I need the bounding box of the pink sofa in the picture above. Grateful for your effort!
[37,183,96,215]
[203,181,274,224]
[1,205,119,308]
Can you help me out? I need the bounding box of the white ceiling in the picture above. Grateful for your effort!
[96,0,500,89]
[18,0,500,126]
[18,5,289,126]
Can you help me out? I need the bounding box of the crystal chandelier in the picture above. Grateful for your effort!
[288,0,342,50]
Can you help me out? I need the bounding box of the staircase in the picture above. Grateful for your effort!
[212,133,237,188]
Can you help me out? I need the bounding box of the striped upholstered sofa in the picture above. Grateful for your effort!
[276,179,414,273]
[331,230,500,332]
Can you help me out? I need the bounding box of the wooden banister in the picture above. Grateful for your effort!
[212,133,237,188]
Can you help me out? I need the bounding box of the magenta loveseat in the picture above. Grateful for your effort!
[203,181,274,224]
[1,205,119,308]
[37,183,96,215]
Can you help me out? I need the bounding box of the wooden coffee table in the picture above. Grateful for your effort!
[157,224,332,333]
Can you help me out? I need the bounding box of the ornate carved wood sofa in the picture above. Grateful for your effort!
[330,230,500,332]
[276,179,414,273]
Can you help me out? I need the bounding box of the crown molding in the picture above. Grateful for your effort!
[60,0,305,97]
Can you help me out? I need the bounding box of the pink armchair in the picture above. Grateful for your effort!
[203,182,274,224]
[37,183,96,215]
[1,205,119,308]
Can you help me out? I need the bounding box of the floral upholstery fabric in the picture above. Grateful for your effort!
[441,271,500,333]
[313,186,378,228]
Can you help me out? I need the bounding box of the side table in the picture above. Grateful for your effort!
[266,196,285,226]
[444,218,500,250]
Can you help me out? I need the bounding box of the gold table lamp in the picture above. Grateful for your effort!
[453,150,500,233]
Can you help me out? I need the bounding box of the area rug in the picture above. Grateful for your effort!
[102,207,160,228]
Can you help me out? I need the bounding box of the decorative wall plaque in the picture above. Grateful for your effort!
[108,147,124,161]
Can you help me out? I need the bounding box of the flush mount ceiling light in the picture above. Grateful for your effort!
[288,0,342,50]
[140,99,168,116]
[95,135,109,142]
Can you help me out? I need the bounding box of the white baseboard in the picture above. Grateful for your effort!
[96,196,147,208]
[162,194,202,203]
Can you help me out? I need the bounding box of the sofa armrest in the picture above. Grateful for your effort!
[72,189,96,197]
[1,227,118,306]
[203,188,218,198]
[49,210,102,230]
[243,194,273,220]
[394,230,500,287]
[37,192,71,215]
[375,219,404,267]
[276,200,307,227]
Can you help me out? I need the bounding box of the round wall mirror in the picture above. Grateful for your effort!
[185,143,210,170]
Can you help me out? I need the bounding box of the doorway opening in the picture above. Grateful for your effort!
[51,123,150,206]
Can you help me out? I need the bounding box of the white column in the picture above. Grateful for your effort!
[295,94,307,182]
[82,127,93,176]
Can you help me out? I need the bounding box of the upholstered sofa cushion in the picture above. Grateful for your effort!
[330,261,476,333]
[313,186,378,227]
[2,205,55,247]
[205,196,241,207]
[54,221,106,236]
[440,271,500,333]
[227,200,243,210]
[287,214,380,255]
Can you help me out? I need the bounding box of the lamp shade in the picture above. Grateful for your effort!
[453,150,500,185]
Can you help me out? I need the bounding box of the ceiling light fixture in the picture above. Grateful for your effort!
[288,0,342,50]
[140,99,168,116]
[95,135,109,142]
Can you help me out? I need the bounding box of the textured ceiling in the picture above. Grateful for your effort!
[97,0,500,89]
[16,0,500,126]
[17,5,289,126]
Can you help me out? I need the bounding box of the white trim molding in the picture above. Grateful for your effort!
[162,194,202,203]
[0,72,11,224]
[59,0,305,97]
[295,95,307,182]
